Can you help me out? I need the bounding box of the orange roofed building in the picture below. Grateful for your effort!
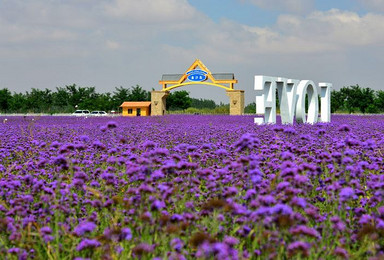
[120,101,151,116]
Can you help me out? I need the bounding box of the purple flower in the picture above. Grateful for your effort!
[359,214,373,225]
[291,197,307,209]
[251,175,262,184]
[224,186,238,196]
[341,156,353,165]
[338,124,351,132]
[74,221,96,236]
[143,140,156,149]
[378,206,384,216]
[290,225,320,238]
[92,140,105,150]
[287,241,311,257]
[294,175,310,185]
[185,201,194,209]
[339,187,355,202]
[281,151,295,161]
[53,155,67,166]
[270,204,293,216]
[43,235,54,243]
[260,195,276,206]
[333,247,349,259]
[107,121,118,129]
[170,238,184,252]
[80,135,90,142]
[223,236,239,247]
[215,149,228,156]
[132,243,154,256]
[121,227,132,241]
[234,133,260,151]
[284,127,296,135]
[244,189,256,200]
[8,247,21,254]
[151,200,166,211]
[76,239,101,251]
[171,214,184,222]
[40,226,52,235]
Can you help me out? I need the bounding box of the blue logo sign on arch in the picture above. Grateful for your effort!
[186,69,208,82]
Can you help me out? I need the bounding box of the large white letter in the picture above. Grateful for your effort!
[296,80,319,124]
[254,76,277,124]
[319,83,332,123]
[277,78,299,124]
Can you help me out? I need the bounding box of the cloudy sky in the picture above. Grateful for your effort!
[1,0,384,104]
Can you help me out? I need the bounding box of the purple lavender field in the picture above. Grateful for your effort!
[1,115,384,259]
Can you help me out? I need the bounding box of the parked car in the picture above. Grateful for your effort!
[72,110,90,116]
[90,111,108,116]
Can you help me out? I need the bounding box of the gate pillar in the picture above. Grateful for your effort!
[151,91,169,116]
[226,90,245,115]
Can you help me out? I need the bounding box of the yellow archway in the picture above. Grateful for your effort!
[163,82,232,91]
[159,59,237,91]
[152,59,244,116]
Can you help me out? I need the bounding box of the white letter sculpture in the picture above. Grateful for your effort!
[254,76,332,125]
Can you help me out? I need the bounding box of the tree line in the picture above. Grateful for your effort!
[331,85,384,113]
[2,84,381,114]
[0,85,225,114]
[0,84,152,114]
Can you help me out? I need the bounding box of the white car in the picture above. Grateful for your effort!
[90,111,108,116]
[72,110,90,116]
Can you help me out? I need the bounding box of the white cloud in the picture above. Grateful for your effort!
[357,0,384,12]
[104,0,198,23]
[243,0,315,14]
[105,40,120,50]
[202,9,384,57]
[275,9,384,48]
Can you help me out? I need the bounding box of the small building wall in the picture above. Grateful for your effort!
[226,90,245,115]
[151,91,169,116]
[141,107,150,116]
[122,106,150,116]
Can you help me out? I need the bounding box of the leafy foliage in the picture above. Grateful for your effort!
[331,85,384,113]
[166,90,192,110]
[0,85,151,113]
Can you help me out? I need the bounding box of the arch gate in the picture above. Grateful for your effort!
[151,59,244,116]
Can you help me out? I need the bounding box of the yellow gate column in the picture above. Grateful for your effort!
[151,91,170,116]
[226,90,245,115]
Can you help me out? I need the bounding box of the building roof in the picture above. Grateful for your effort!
[212,73,235,80]
[161,74,183,81]
[160,73,235,82]
[120,101,151,108]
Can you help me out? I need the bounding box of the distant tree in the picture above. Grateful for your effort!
[0,88,12,113]
[92,92,113,111]
[112,86,131,109]
[128,85,150,101]
[53,87,70,107]
[167,90,192,110]
[51,87,72,113]
[244,102,256,114]
[331,90,346,113]
[25,88,53,113]
[191,98,216,109]
[359,87,375,114]
[213,103,229,114]
[64,84,97,109]
[9,92,27,113]
[340,86,360,114]
[375,90,384,113]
